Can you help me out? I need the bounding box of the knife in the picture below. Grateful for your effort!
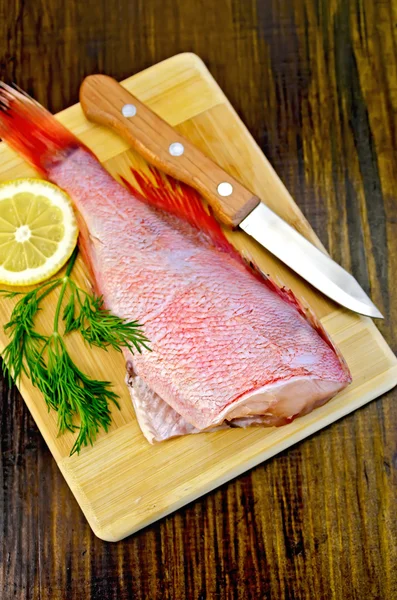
[79,74,383,319]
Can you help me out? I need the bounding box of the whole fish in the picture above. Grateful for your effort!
[0,84,351,443]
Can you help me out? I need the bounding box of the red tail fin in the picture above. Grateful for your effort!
[0,83,89,176]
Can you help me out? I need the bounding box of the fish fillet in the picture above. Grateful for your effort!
[0,88,351,443]
[49,149,351,440]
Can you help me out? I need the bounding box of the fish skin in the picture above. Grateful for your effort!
[49,148,351,435]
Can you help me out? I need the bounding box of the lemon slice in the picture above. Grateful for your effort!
[0,179,78,285]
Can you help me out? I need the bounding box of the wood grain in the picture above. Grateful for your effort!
[1,1,396,599]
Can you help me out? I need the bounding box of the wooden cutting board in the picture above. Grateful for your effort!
[0,53,396,542]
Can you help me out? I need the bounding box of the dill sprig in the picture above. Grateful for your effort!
[63,284,151,354]
[1,247,149,455]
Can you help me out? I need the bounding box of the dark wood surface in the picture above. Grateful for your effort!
[1,0,396,598]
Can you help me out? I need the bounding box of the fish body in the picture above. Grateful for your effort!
[0,84,351,442]
[50,149,351,438]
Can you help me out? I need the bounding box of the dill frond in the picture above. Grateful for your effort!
[1,247,149,455]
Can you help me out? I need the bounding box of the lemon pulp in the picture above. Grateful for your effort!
[0,179,78,285]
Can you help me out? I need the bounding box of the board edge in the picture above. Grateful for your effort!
[59,363,397,542]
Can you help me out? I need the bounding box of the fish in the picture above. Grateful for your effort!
[0,84,351,443]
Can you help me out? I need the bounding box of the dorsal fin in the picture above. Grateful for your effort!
[120,167,235,255]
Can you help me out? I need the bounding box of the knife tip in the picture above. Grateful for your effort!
[362,306,384,320]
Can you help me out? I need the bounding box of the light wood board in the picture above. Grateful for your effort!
[0,53,396,541]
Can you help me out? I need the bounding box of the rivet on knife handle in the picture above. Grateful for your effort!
[79,74,260,229]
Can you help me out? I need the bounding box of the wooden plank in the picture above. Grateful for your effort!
[0,53,396,540]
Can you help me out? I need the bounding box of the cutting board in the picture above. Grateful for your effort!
[0,53,396,542]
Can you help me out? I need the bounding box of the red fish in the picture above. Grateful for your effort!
[0,84,351,443]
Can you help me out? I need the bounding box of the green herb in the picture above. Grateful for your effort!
[1,247,150,455]
[63,283,151,354]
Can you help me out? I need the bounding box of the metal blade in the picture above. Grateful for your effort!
[239,203,383,319]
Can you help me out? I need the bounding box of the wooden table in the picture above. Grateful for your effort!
[1,1,396,598]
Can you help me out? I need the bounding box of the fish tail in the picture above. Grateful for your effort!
[0,82,89,176]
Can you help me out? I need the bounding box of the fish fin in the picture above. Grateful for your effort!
[120,167,236,255]
[122,169,283,285]
[0,83,89,176]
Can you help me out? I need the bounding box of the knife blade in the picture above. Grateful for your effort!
[79,74,383,319]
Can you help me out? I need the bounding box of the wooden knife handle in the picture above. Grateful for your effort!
[79,74,259,228]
